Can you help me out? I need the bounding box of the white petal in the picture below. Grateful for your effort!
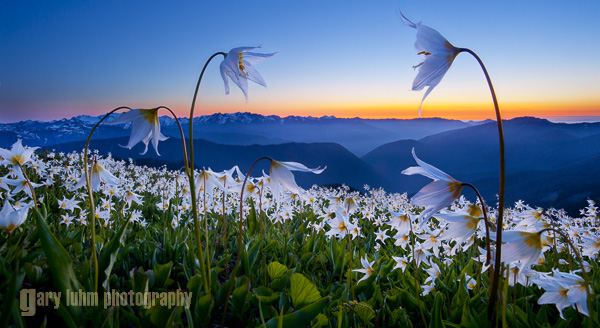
[410,148,456,182]
[399,10,417,29]
[242,52,276,66]
[106,109,142,125]
[244,65,268,87]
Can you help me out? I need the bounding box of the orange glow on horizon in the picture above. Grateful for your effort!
[166,101,600,121]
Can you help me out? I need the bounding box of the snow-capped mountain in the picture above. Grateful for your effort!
[0,112,474,155]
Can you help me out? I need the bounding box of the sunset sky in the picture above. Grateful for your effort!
[1,1,599,123]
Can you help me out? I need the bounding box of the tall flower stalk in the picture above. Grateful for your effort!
[83,105,188,293]
[188,51,227,294]
[456,48,506,320]
[400,11,506,322]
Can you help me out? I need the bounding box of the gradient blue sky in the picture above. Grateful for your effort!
[1,0,599,123]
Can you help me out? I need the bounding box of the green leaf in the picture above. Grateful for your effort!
[98,220,130,290]
[267,261,288,280]
[248,239,263,270]
[248,197,258,235]
[261,297,330,328]
[254,287,280,305]
[196,293,213,326]
[429,292,445,328]
[232,276,251,317]
[0,262,19,327]
[33,208,82,321]
[290,273,321,309]
[154,261,173,288]
[353,302,375,324]
[460,301,478,328]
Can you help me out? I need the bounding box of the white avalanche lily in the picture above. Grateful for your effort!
[497,230,545,269]
[107,108,168,156]
[436,209,483,244]
[72,160,121,192]
[400,11,461,117]
[0,139,39,167]
[402,148,463,227]
[353,256,375,284]
[220,46,276,102]
[269,160,325,205]
[0,201,30,234]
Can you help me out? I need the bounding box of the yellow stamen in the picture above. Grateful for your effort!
[11,155,24,165]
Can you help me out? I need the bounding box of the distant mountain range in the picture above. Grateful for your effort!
[0,112,476,156]
[1,113,599,215]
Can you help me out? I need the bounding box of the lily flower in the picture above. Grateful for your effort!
[269,159,325,205]
[107,108,168,156]
[0,201,30,234]
[402,148,463,226]
[400,11,460,117]
[72,160,121,192]
[436,209,483,245]
[496,230,546,269]
[220,46,276,102]
[0,139,39,167]
[353,256,376,284]
[325,208,355,239]
[533,270,590,319]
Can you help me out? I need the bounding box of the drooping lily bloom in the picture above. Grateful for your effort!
[0,139,39,167]
[496,230,546,269]
[400,11,461,117]
[402,148,463,226]
[107,108,168,156]
[220,46,276,102]
[533,270,590,319]
[0,201,29,234]
[269,159,325,205]
[72,160,121,192]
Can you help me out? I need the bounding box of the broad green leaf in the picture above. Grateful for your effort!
[33,208,82,321]
[261,297,329,328]
[98,220,130,290]
[196,293,213,326]
[232,276,251,317]
[290,273,321,309]
[154,261,173,288]
[353,302,375,324]
[254,287,280,305]
[267,261,287,280]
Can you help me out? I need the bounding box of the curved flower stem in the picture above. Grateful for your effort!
[459,48,505,323]
[17,163,38,209]
[221,156,272,327]
[83,105,131,293]
[188,52,227,295]
[156,106,190,174]
[461,183,492,265]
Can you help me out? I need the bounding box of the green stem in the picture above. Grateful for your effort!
[188,51,226,295]
[83,106,131,293]
[221,156,272,327]
[459,48,505,324]
[462,183,492,265]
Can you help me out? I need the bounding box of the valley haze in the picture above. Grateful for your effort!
[1,112,598,216]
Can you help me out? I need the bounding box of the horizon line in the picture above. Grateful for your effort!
[2,111,600,125]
